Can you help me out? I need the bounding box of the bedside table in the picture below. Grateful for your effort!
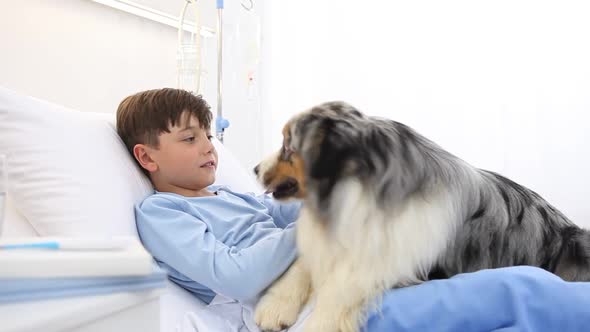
[0,236,167,331]
[0,287,163,332]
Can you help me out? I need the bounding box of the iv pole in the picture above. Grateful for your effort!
[215,0,230,143]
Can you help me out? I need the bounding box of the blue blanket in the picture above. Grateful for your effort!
[364,266,590,332]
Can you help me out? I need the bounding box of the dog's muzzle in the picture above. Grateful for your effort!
[271,177,299,200]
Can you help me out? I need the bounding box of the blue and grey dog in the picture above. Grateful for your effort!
[254,101,589,332]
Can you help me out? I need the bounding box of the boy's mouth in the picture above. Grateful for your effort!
[200,160,216,168]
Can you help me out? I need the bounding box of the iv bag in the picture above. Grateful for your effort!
[177,43,200,94]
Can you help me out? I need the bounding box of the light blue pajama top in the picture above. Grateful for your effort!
[135,185,301,304]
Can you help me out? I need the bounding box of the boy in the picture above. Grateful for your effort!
[116,88,300,303]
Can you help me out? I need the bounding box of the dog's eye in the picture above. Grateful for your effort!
[281,145,295,161]
[284,145,294,154]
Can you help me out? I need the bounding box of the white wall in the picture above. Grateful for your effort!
[0,0,262,170]
[260,0,590,227]
[0,0,179,114]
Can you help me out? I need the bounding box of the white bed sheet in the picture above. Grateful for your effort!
[161,280,207,332]
[173,291,312,332]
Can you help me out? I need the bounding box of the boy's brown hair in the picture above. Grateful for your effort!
[116,88,212,174]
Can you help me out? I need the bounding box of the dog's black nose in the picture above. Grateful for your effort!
[253,164,260,176]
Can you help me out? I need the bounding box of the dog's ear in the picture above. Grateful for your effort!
[300,116,360,206]
[308,117,358,179]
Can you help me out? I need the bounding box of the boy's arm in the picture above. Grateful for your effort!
[136,196,297,302]
[257,194,302,228]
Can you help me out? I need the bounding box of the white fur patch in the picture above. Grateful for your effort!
[293,179,460,332]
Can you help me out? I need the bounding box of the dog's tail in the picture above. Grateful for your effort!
[554,227,590,281]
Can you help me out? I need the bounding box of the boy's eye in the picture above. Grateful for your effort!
[207,135,213,141]
[184,137,195,142]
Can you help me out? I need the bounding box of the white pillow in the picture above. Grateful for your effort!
[0,86,261,237]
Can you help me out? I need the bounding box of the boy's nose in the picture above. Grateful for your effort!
[205,138,215,153]
[253,164,260,176]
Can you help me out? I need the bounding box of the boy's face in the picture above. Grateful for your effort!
[141,114,218,196]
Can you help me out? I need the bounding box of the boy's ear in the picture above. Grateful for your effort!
[133,144,158,173]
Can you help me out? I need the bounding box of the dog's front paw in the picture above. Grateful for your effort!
[255,292,301,331]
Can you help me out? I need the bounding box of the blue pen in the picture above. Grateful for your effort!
[0,242,60,250]
[0,238,130,251]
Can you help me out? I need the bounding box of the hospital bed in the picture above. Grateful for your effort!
[3,86,590,332]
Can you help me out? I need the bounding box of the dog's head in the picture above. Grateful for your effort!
[254,101,365,201]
